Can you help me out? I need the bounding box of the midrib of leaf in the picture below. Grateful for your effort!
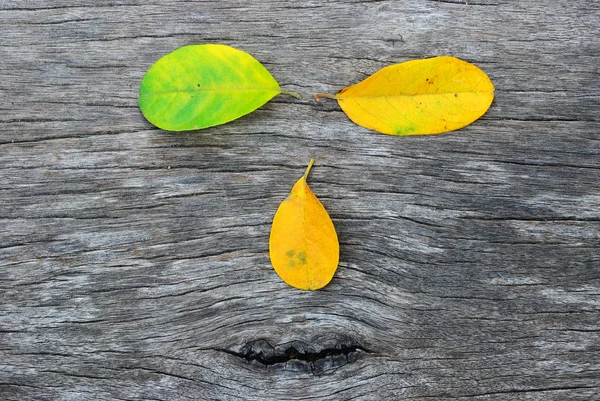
[300,180,310,289]
[339,89,493,99]
[140,87,280,96]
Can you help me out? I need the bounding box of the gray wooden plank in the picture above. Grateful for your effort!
[1,1,599,400]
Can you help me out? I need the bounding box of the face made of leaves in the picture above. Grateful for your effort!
[317,56,494,136]
[138,44,283,131]
[269,160,339,291]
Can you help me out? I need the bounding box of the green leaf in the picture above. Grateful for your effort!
[138,44,282,131]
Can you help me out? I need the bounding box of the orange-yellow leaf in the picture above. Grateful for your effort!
[269,160,339,290]
[318,56,494,135]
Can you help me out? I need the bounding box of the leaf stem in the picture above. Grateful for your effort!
[314,93,338,102]
[303,159,315,181]
[280,90,302,99]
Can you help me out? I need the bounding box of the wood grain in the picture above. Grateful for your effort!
[1,1,599,400]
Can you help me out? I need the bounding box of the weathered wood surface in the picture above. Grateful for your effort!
[1,1,599,400]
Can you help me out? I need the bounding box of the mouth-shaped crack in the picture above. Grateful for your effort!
[219,339,372,375]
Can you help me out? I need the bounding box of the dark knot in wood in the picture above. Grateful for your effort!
[219,339,372,375]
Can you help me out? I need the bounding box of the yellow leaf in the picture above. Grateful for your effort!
[269,160,339,290]
[317,56,494,135]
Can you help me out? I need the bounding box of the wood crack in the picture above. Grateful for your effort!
[219,339,372,375]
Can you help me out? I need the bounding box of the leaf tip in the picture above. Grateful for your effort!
[280,90,302,99]
[314,93,337,102]
[303,159,315,180]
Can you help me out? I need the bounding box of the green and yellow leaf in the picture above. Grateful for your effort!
[139,44,284,131]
